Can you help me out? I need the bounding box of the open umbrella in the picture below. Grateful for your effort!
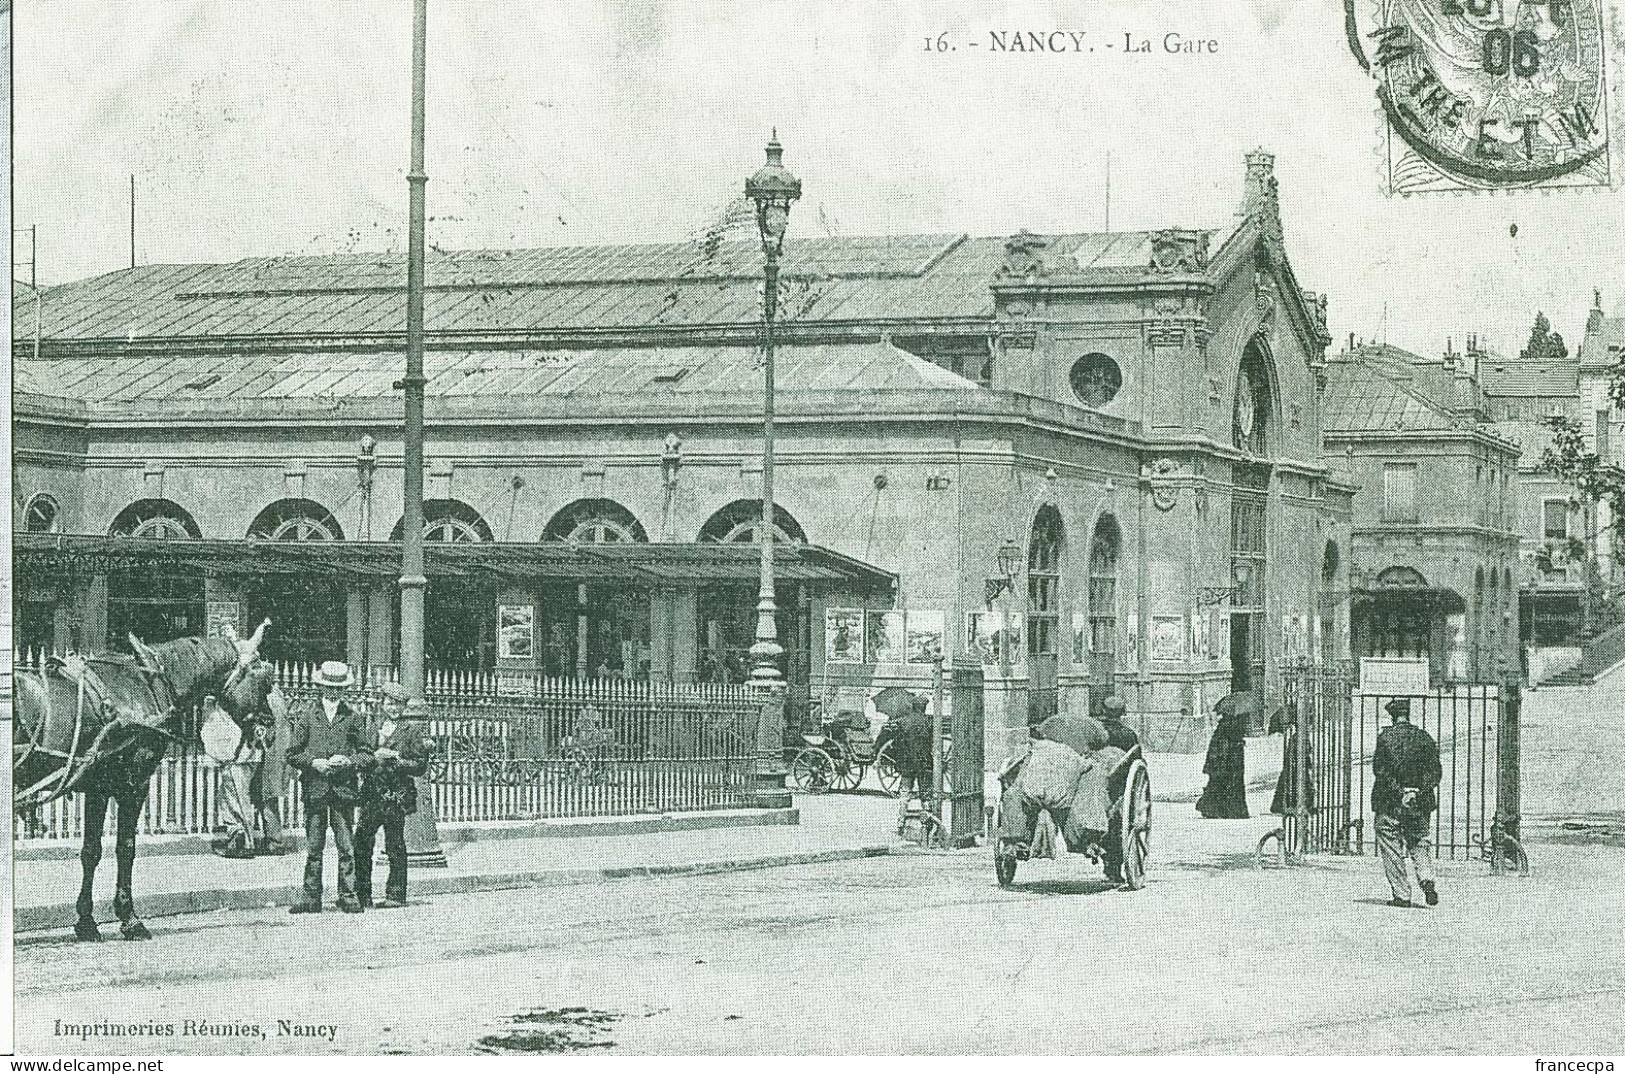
[1213,690,1262,720]
[870,686,923,721]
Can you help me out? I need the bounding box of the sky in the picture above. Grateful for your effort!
[11,0,1625,359]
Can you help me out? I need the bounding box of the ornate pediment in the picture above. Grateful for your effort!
[1149,229,1210,273]
[999,230,1052,279]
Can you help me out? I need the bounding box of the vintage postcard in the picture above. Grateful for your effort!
[6,0,1625,1063]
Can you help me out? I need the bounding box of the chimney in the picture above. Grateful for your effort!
[1243,149,1282,239]
[1588,287,1605,334]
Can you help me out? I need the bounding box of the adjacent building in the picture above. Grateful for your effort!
[1322,341,1522,683]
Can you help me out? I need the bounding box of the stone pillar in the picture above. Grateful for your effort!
[981,668,1030,803]
[673,587,699,684]
[367,584,395,675]
[346,587,368,670]
[648,588,675,684]
[81,575,109,651]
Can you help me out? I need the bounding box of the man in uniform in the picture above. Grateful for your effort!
[1373,698,1443,908]
[354,682,428,909]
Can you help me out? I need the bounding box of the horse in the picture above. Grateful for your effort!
[13,620,284,941]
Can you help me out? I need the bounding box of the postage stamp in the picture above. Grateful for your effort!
[1346,0,1616,193]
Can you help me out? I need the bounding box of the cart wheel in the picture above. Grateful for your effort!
[833,762,866,792]
[789,747,837,794]
[1119,759,1152,890]
[994,842,1018,888]
[875,744,902,797]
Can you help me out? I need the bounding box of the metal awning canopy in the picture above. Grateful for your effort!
[14,533,896,591]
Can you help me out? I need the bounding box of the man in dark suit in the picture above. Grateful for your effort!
[1373,698,1443,908]
[874,695,933,836]
[285,661,372,914]
[355,682,429,909]
[1097,695,1139,752]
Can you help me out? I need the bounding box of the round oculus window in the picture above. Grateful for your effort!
[1069,354,1122,408]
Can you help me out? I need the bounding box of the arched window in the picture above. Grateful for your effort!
[23,493,60,534]
[109,498,202,540]
[698,500,807,545]
[1027,506,1064,660]
[389,499,494,543]
[1088,514,1122,689]
[248,498,344,541]
[1233,340,1275,455]
[542,499,649,543]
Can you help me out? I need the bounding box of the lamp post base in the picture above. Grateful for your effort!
[403,776,448,868]
[750,680,792,810]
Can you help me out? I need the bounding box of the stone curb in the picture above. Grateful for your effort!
[14,843,892,935]
[15,807,800,861]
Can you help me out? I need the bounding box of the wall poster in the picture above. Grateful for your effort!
[205,601,241,640]
[825,608,864,664]
[497,603,535,660]
[865,610,907,664]
[966,610,1023,667]
[1150,614,1185,662]
[904,610,945,664]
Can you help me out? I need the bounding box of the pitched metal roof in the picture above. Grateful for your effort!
[1322,351,1467,434]
[1479,357,1579,397]
[14,226,1240,345]
[1581,311,1625,371]
[14,339,980,404]
[14,533,897,590]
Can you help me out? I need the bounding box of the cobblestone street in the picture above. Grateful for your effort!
[16,674,1624,1057]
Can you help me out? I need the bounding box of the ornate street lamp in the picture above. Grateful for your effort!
[985,537,1023,676]
[744,131,800,809]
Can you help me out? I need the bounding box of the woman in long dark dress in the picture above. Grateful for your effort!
[1269,707,1316,817]
[1196,694,1251,819]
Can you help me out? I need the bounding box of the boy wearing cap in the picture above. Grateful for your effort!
[1373,697,1443,908]
[355,682,428,909]
[285,660,372,914]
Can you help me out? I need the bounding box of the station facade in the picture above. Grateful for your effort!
[13,151,1355,748]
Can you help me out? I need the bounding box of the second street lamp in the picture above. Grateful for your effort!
[744,131,800,809]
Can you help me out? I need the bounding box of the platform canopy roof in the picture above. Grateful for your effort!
[15,533,896,591]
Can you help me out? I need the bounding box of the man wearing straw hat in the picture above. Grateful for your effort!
[285,660,372,914]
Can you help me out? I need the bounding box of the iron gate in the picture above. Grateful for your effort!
[949,660,984,845]
[1277,662,1523,867]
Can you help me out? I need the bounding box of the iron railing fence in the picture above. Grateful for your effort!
[13,652,761,842]
[1278,660,1521,867]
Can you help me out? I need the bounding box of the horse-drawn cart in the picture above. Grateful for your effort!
[993,744,1152,890]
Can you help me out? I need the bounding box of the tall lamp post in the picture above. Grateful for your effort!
[745,132,800,810]
[399,0,445,866]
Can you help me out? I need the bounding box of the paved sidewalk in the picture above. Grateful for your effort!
[15,796,901,933]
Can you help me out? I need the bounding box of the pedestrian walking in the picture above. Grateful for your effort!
[1269,705,1315,818]
[354,682,428,909]
[874,694,933,835]
[1097,694,1139,752]
[1372,698,1442,908]
[1195,692,1252,819]
[285,661,371,914]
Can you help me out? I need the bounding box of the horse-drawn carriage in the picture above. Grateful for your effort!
[785,706,876,792]
[993,742,1153,890]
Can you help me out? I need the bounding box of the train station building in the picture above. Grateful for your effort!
[12,150,1355,749]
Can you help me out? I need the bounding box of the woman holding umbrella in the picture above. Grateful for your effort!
[1196,692,1254,819]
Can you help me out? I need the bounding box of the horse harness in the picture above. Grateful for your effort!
[14,641,184,806]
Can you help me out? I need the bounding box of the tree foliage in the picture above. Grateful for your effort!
[1520,310,1569,364]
